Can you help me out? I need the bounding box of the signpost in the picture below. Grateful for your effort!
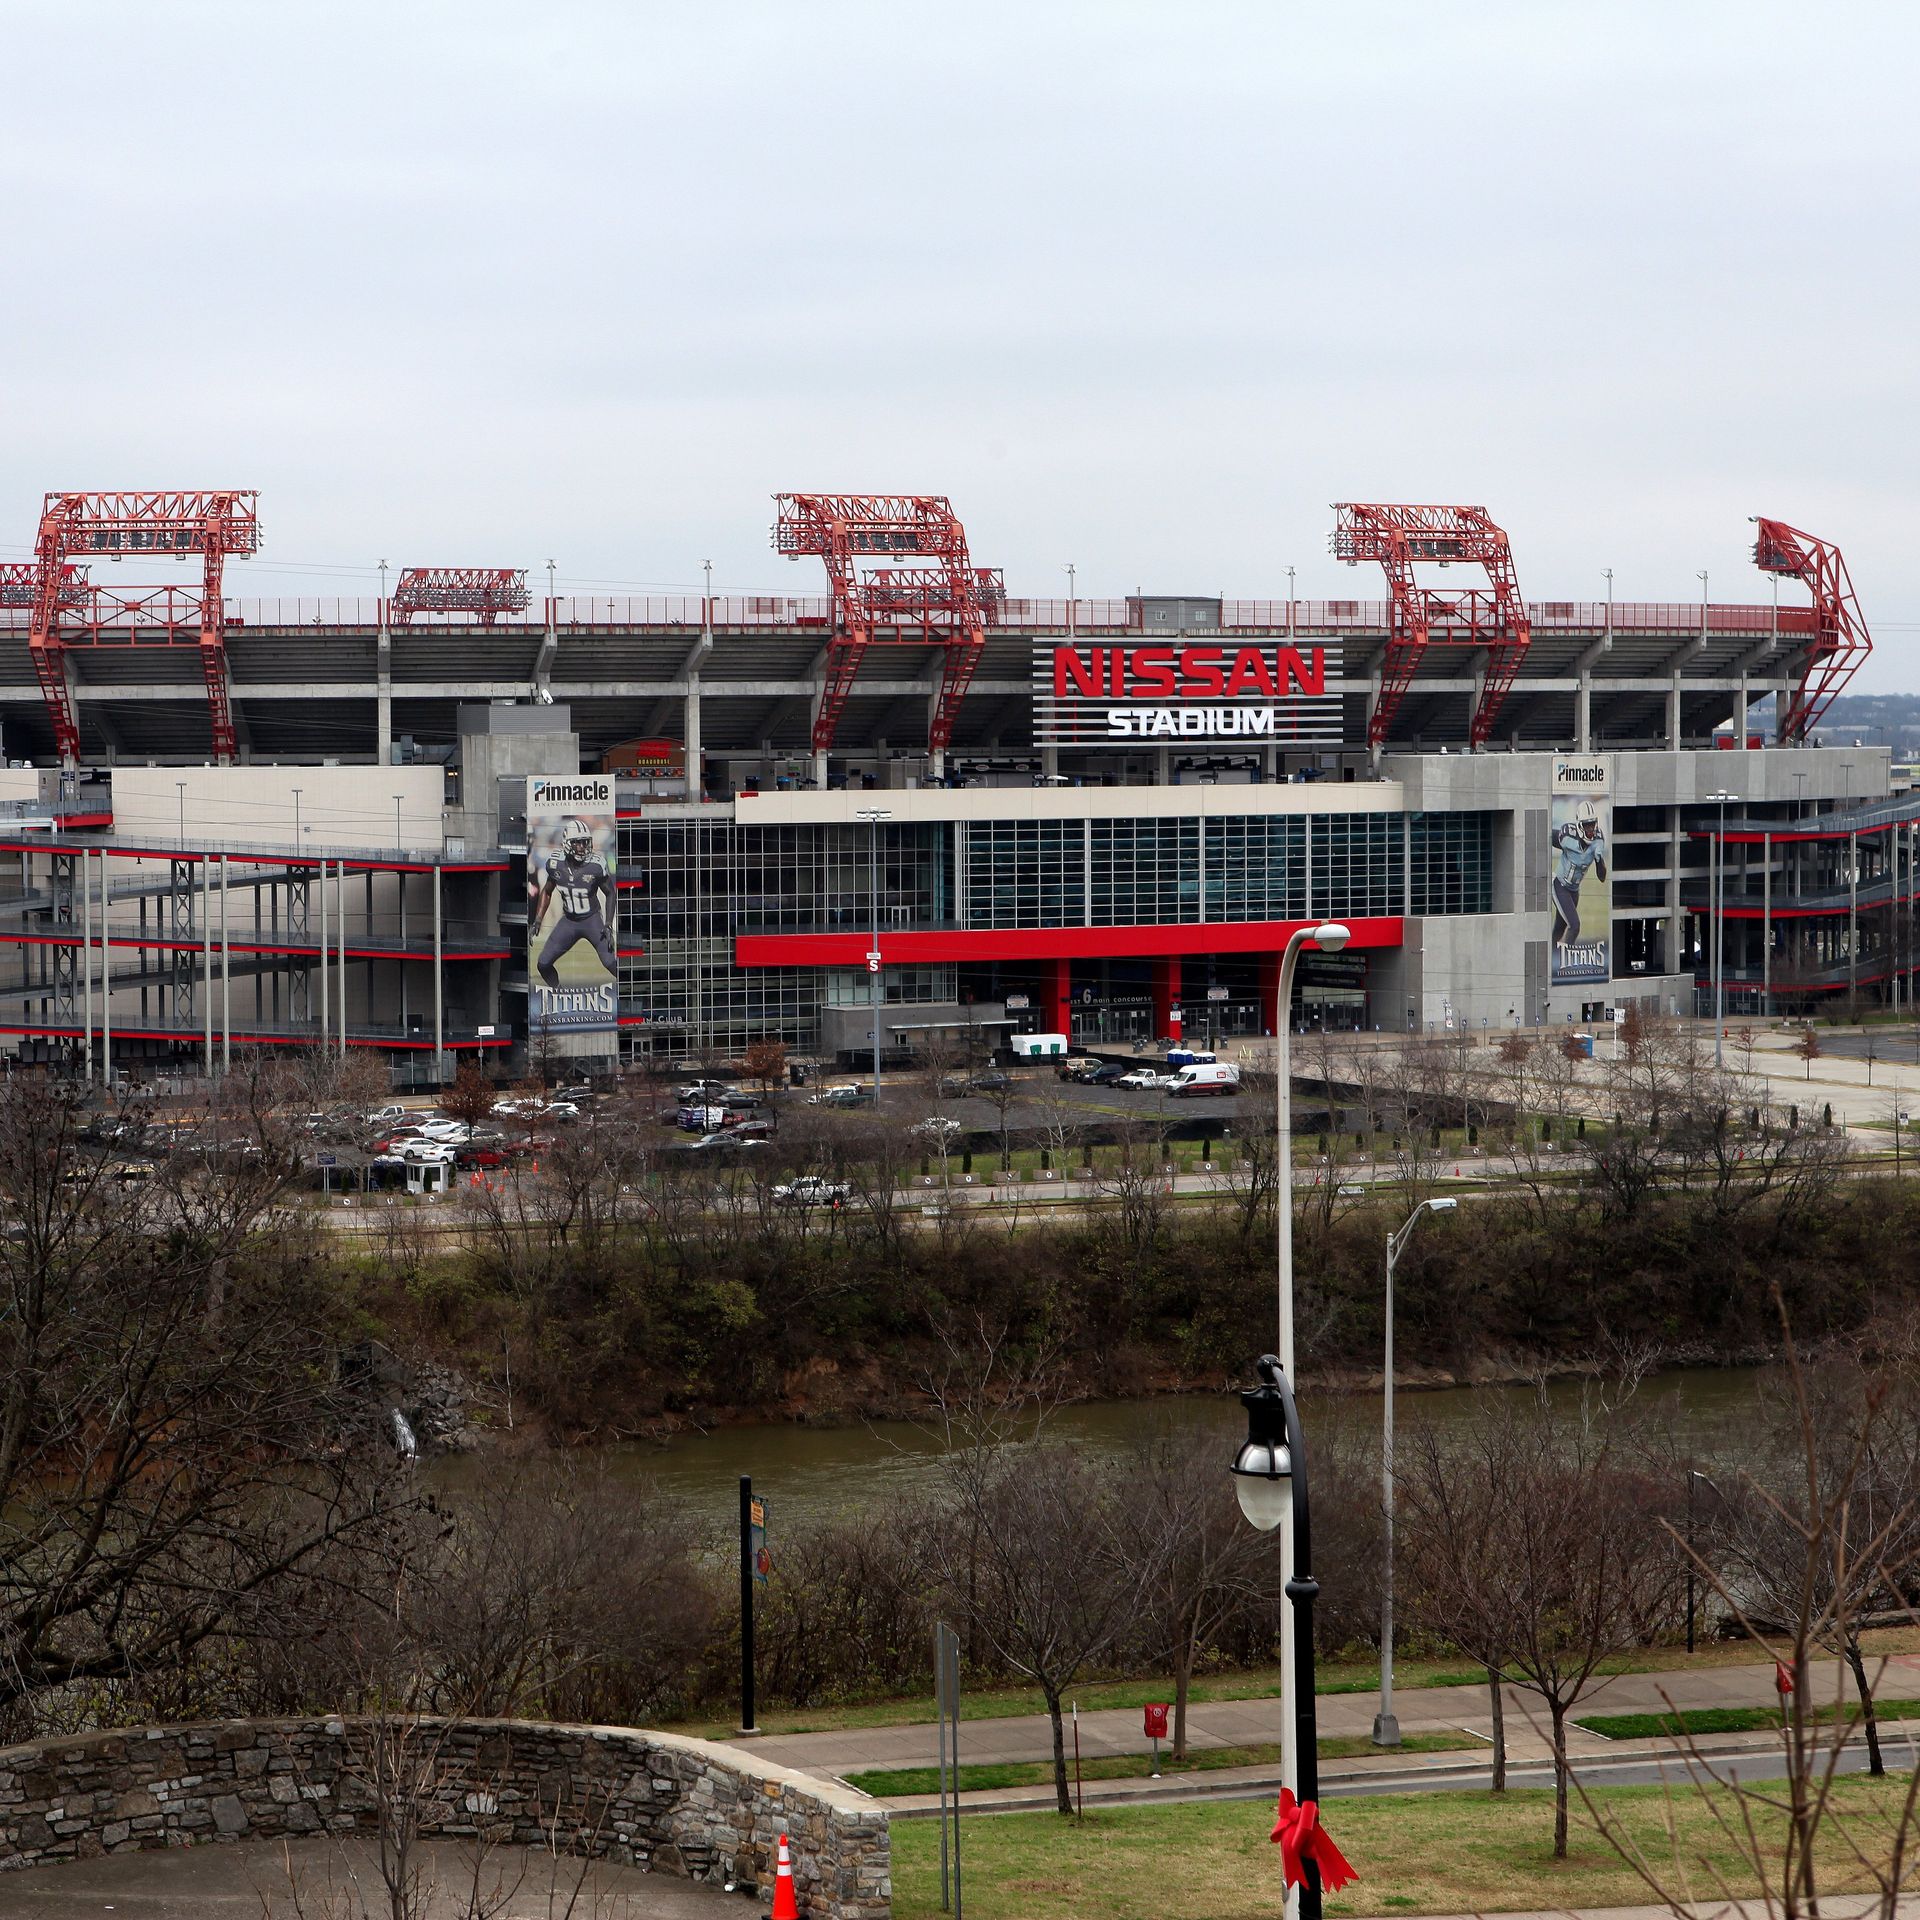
[738,1476,761,1735]
[934,1622,963,1915]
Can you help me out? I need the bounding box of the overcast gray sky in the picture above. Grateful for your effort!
[4,2,1916,687]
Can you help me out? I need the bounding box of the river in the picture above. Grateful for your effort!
[436,1366,1767,1538]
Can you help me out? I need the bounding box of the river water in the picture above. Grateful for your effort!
[456,1367,1766,1538]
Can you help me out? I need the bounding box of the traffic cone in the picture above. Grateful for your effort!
[765,1831,799,1920]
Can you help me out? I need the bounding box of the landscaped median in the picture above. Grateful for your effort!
[846,1732,1476,1800]
[887,1776,1920,1920]
[1576,1697,1920,1741]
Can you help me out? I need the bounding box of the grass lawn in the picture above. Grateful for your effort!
[847,1730,1476,1798]
[889,1776,1920,1919]
[661,1625,1920,1743]
[1578,1696,1920,1741]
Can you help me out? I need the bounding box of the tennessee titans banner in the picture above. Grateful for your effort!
[1549,756,1611,985]
[526,774,618,1033]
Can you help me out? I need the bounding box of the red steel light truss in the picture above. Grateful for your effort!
[0,561,85,611]
[773,493,1002,753]
[388,567,530,626]
[1751,518,1871,741]
[1331,503,1531,749]
[26,490,260,766]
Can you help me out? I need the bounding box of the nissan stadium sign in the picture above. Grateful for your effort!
[1032,643,1351,747]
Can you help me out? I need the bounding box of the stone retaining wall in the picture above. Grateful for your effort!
[0,1716,888,1918]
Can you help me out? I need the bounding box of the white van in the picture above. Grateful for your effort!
[1169,1062,1241,1097]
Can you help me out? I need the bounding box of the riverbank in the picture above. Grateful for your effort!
[367,1159,1920,1447]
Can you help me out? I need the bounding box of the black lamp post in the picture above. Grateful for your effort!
[1231,1352,1322,1920]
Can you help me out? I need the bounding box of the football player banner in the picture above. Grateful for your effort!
[1549,755,1612,986]
[526,775,618,1033]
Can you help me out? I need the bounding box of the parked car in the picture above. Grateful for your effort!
[1117,1068,1166,1090]
[720,1114,775,1138]
[676,1080,737,1103]
[679,1104,728,1132]
[912,1115,964,1144]
[1086,1063,1130,1086]
[365,1104,409,1127]
[675,1131,770,1154]
[455,1144,510,1169]
[968,1071,1014,1094]
[415,1118,473,1143]
[1055,1056,1099,1081]
[773,1176,853,1208]
[805,1084,869,1107]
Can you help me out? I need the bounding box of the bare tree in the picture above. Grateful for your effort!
[1587,1301,1920,1920]
[0,1081,416,1736]
[1106,1422,1267,1760]
[925,1438,1139,1815]
[1400,1388,1688,1855]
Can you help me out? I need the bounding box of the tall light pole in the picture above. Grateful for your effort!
[1273,919,1349,1816]
[1287,565,1297,639]
[1698,569,1709,639]
[1709,790,1736,1064]
[1602,567,1614,633]
[1231,1354,1326,1920]
[856,806,893,1103]
[1373,1195,1457,1747]
[1064,562,1076,636]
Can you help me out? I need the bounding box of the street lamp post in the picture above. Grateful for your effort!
[1374,1196,1457,1747]
[1686,1468,1719,1653]
[1709,790,1736,1065]
[1231,1353,1323,1920]
[855,806,893,1104]
[1272,921,1349,1824]
[1065,562,1076,636]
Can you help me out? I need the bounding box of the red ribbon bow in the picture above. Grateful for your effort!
[1270,1787,1358,1893]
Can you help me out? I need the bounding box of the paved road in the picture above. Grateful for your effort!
[749,1647,1920,1811]
[0,1838,737,1917]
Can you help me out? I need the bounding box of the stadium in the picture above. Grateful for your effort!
[0,490,1908,1080]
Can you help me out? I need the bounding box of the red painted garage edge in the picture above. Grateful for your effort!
[734,917,1405,968]
[0,1023,511,1050]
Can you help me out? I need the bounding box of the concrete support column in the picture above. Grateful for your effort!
[1154,747,1172,786]
[1040,744,1059,781]
[318,859,328,1050]
[1575,674,1592,752]
[376,611,393,767]
[1667,677,1683,745]
[1763,831,1772,1014]
[1152,956,1182,1042]
[220,854,230,1073]
[1734,679,1749,745]
[684,675,703,798]
[433,865,444,1082]
[98,852,110,1088]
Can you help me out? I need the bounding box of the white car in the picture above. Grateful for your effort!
[773,1176,853,1208]
[1117,1069,1165,1090]
[912,1116,964,1144]
[366,1104,409,1127]
[397,1139,456,1165]
[415,1118,472,1143]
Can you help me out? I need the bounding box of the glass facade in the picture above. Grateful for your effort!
[966,821,1084,929]
[617,803,1494,1055]
[1409,811,1495,916]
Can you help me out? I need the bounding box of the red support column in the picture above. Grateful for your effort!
[1259,950,1282,1036]
[1153,956,1182,1041]
[1045,956,1072,1040]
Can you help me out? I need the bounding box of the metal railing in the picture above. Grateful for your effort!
[0,595,1818,637]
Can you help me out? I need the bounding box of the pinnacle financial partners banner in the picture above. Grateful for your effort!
[1548,755,1612,986]
[526,774,618,1034]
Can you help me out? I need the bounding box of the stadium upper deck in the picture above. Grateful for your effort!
[0,592,1818,767]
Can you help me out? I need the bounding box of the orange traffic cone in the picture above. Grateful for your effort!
[765,1831,799,1920]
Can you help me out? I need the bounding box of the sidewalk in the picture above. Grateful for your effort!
[746,1648,1920,1807]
